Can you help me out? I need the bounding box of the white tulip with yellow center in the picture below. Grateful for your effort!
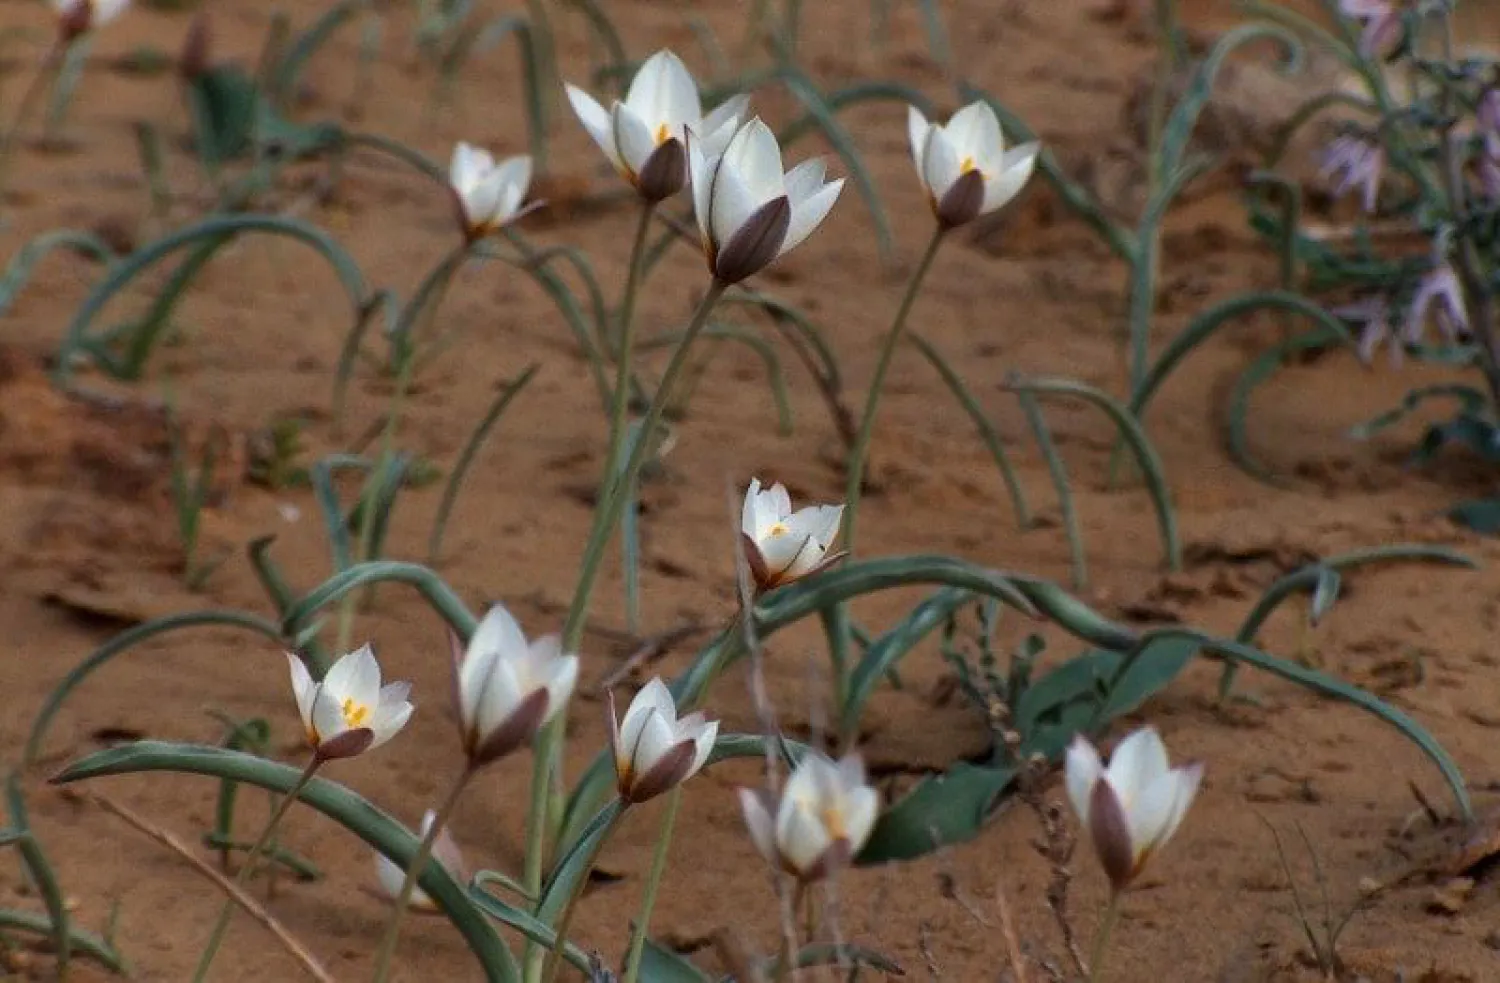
[687,117,844,284]
[453,603,579,767]
[1065,726,1203,894]
[740,477,845,592]
[565,50,749,203]
[607,678,718,804]
[907,100,1039,229]
[739,751,878,882]
[448,142,533,242]
[53,0,129,36]
[286,646,414,762]
[374,810,467,912]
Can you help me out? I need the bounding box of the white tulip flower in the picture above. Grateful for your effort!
[565,50,749,203]
[739,751,878,882]
[1065,727,1203,894]
[741,477,845,592]
[374,810,467,912]
[907,101,1039,229]
[453,604,579,767]
[448,142,533,242]
[607,678,718,804]
[53,0,128,36]
[688,117,844,284]
[286,646,414,761]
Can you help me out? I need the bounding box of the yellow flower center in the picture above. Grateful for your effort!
[767,522,790,538]
[341,697,371,728]
[959,156,978,175]
[655,123,672,145]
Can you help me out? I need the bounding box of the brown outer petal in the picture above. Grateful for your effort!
[798,836,854,883]
[622,740,696,804]
[713,196,791,284]
[634,139,688,203]
[1088,779,1136,893]
[448,628,469,746]
[58,2,92,41]
[469,688,550,768]
[604,689,623,775]
[935,168,985,229]
[741,532,773,593]
[315,727,374,762]
[178,11,211,81]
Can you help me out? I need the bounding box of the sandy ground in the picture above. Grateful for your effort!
[2,0,1499,980]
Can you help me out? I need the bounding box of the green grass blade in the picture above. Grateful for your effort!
[310,454,373,573]
[1016,388,1086,590]
[279,561,479,640]
[333,290,396,430]
[776,81,935,147]
[909,331,1032,528]
[642,325,794,434]
[1236,0,1359,71]
[1349,384,1490,440]
[1262,90,1377,170]
[24,612,285,768]
[429,365,539,564]
[1005,375,1179,570]
[841,587,972,736]
[6,775,70,974]
[268,0,363,111]
[466,879,590,972]
[0,908,127,974]
[54,215,370,388]
[50,743,520,982]
[0,229,116,317]
[1153,630,1472,821]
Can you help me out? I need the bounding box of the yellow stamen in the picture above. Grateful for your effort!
[655,123,672,145]
[767,522,790,538]
[959,156,977,174]
[341,697,370,728]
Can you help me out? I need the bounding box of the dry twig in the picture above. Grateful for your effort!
[90,793,335,983]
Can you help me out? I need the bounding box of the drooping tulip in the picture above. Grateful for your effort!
[452,604,579,767]
[907,101,1038,229]
[374,810,467,912]
[607,678,718,804]
[740,478,845,592]
[565,50,749,202]
[448,142,533,242]
[1065,727,1202,894]
[739,751,878,882]
[687,118,843,284]
[286,646,414,761]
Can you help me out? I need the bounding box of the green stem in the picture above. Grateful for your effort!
[841,227,945,551]
[0,39,63,200]
[599,203,657,530]
[1087,892,1123,983]
[520,725,555,983]
[539,803,629,983]
[191,758,320,982]
[560,277,729,653]
[620,786,682,983]
[369,765,474,983]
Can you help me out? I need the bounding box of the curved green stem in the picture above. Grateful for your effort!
[191,758,320,982]
[621,785,682,983]
[539,803,628,983]
[842,227,945,550]
[0,39,62,200]
[599,203,657,536]
[1087,892,1122,983]
[370,764,475,983]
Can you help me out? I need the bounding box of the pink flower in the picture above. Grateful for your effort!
[1339,0,1402,58]
[1405,264,1469,348]
[1334,295,1399,366]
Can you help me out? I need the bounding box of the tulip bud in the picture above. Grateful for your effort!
[607,678,718,804]
[739,752,878,883]
[1065,728,1202,894]
[908,101,1038,230]
[453,605,578,768]
[741,478,845,592]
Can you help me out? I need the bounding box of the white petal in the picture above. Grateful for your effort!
[699,95,751,157]
[613,103,658,175]
[980,143,1039,214]
[708,162,769,254]
[922,128,962,200]
[786,504,843,551]
[777,800,833,876]
[538,647,579,726]
[286,654,317,733]
[1158,762,1203,846]
[739,789,779,864]
[785,751,837,804]
[565,85,622,170]
[840,784,880,855]
[783,158,828,204]
[93,0,129,26]
[907,105,931,187]
[375,851,434,910]
[720,118,785,204]
[631,709,679,774]
[778,178,842,259]
[368,691,414,750]
[1105,727,1170,810]
[464,607,528,725]
[311,683,349,745]
[449,142,487,194]
[325,645,381,711]
[1126,769,1182,859]
[475,657,527,743]
[619,679,673,755]
[1064,736,1103,826]
[684,717,718,781]
[488,155,532,224]
[687,127,717,247]
[835,752,869,793]
[740,477,765,536]
[626,50,701,129]
[946,101,1004,167]
[756,526,810,577]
